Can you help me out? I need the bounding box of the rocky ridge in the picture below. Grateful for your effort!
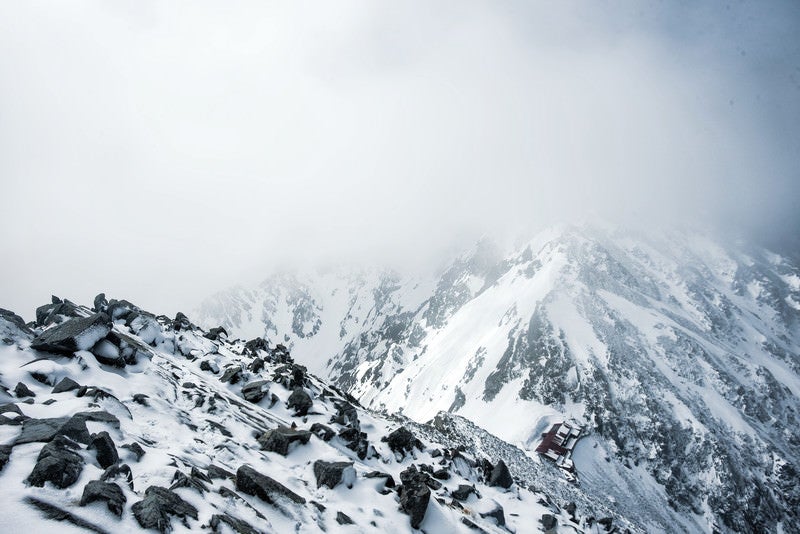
[0,295,633,533]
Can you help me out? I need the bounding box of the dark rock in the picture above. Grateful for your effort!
[182,382,195,389]
[199,360,217,373]
[204,326,228,341]
[313,460,355,489]
[30,312,112,355]
[35,301,78,327]
[565,501,577,520]
[30,371,52,385]
[172,312,193,331]
[93,293,108,312]
[257,426,312,456]
[451,484,478,501]
[16,415,91,445]
[398,466,431,529]
[244,337,269,356]
[0,308,34,336]
[241,380,270,403]
[336,511,354,525]
[286,387,312,416]
[207,464,235,480]
[16,417,69,444]
[24,496,108,534]
[121,442,146,461]
[236,465,306,504]
[89,431,119,468]
[80,480,126,516]
[220,366,242,384]
[27,435,84,488]
[433,468,450,480]
[170,469,209,493]
[0,444,12,470]
[541,513,557,531]
[310,423,335,441]
[332,401,360,428]
[76,410,120,428]
[131,486,199,533]
[598,517,614,529]
[382,426,423,456]
[337,427,370,460]
[101,463,134,490]
[210,513,262,534]
[248,357,264,373]
[479,503,505,526]
[488,459,513,489]
[15,382,35,398]
[52,377,81,394]
[41,399,56,406]
[106,299,140,322]
[133,393,149,406]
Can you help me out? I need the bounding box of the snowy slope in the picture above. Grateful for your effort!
[198,224,800,533]
[0,296,632,534]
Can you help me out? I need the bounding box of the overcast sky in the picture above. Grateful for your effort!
[1,1,799,319]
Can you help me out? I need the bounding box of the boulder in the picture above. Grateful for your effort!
[451,484,477,501]
[541,513,557,531]
[479,502,506,526]
[27,435,84,488]
[204,326,228,341]
[310,423,335,441]
[313,460,356,489]
[236,465,306,504]
[172,312,193,331]
[248,357,264,373]
[80,480,126,516]
[243,337,269,356]
[286,387,312,416]
[488,459,513,489]
[210,513,261,534]
[89,431,119,469]
[121,442,146,461]
[241,380,270,403]
[0,308,33,336]
[207,464,235,481]
[93,293,108,312]
[336,511,354,525]
[132,486,198,533]
[31,312,112,355]
[14,382,35,398]
[101,463,134,490]
[16,416,90,445]
[398,466,431,529]
[220,366,242,384]
[257,426,311,456]
[52,377,81,394]
[383,426,423,456]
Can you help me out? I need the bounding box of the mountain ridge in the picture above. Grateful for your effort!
[197,224,800,533]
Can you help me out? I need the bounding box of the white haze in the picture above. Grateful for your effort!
[1,0,798,319]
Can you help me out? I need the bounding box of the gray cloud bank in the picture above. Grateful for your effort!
[1,0,798,318]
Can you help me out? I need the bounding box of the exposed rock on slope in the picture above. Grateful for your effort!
[0,295,626,533]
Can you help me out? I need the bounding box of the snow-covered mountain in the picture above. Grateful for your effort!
[0,295,637,533]
[197,224,800,533]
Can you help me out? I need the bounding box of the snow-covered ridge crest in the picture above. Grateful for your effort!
[198,224,800,533]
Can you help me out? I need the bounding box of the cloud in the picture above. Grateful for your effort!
[1,0,798,317]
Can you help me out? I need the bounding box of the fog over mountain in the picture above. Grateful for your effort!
[1,0,798,318]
